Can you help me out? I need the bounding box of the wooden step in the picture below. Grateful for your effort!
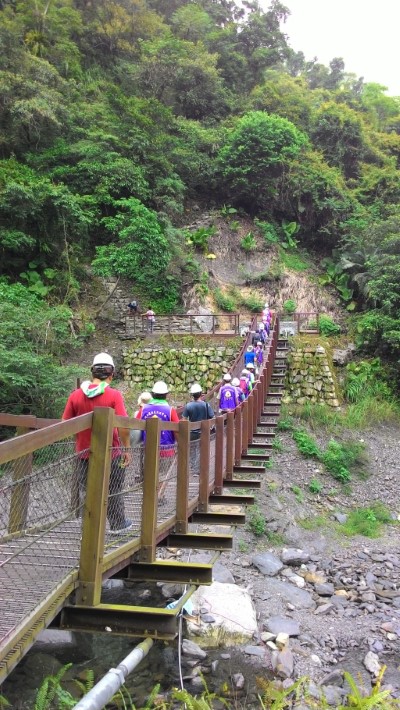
[233,465,265,474]
[256,430,276,437]
[262,411,280,417]
[242,453,271,462]
[259,421,278,427]
[266,392,284,397]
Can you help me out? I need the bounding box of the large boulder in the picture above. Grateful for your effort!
[185,582,257,647]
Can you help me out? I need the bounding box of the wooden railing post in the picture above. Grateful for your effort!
[140,417,161,562]
[76,407,114,606]
[8,427,32,534]
[214,416,224,494]
[198,419,210,512]
[226,411,234,480]
[176,420,190,534]
[234,406,242,465]
[247,393,254,444]
[253,387,259,432]
[241,399,248,455]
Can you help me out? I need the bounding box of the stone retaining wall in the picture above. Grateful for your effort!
[123,344,237,392]
[284,344,339,407]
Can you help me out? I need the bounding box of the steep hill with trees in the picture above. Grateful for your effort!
[0,0,399,415]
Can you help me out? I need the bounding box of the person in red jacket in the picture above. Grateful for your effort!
[62,352,132,535]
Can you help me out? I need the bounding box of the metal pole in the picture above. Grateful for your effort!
[74,638,154,710]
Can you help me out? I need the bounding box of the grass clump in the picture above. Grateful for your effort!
[309,478,323,494]
[282,298,296,315]
[247,504,267,536]
[214,288,236,312]
[279,250,310,272]
[339,503,393,538]
[292,430,321,458]
[291,485,304,502]
[240,292,264,312]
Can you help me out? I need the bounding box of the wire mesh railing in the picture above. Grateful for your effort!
[0,313,281,682]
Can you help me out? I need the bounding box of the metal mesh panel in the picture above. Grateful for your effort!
[157,444,177,522]
[0,441,82,644]
[104,445,145,545]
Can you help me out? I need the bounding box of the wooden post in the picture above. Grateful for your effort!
[198,419,210,512]
[212,315,216,335]
[168,315,171,334]
[226,411,234,480]
[242,399,248,455]
[76,407,114,606]
[8,427,32,534]
[175,420,190,534]
[247,393,253,444]
[214,416,224,494]
[234,406,242,465]
[140,417,161,562]
[253,387,259,432]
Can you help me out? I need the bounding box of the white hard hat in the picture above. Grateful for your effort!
[152,380,169,395]
[264,302,269,308]
[190,383,202,394]
[247,363,255,369]
[223,373,232,382]
[257,341,262,346]
[232,378,240,386]
[92,352,114,368]
[259,323,265,330]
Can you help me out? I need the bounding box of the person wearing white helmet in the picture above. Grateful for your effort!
[62,353,133,535]
[232,377,245,403]
[239,368,252,397]
[135,380,179,500]
[182,384,215,475]
[246,362,256,386]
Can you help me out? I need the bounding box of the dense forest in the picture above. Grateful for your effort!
[0,0,399,415]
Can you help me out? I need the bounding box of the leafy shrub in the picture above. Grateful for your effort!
[240,231,257,251]
[279,250,309,271]
[343,358,392,402]
[317,314,341,336]
[229,220,240,232]
[292,430,321,458]
[254,218,280,244]
[320,439,352,482]
[247,505,266,536]
[340,503,393,538]
[282,299,296,315]
[277,413,295,431]
[187,225,217,252]
[214,288,236,312]
[240,293,264,312]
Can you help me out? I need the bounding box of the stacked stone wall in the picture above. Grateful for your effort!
[123,344,237,392]
[284,344,339,407]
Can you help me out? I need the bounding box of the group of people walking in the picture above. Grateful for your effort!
[62,305,272,534]
[128,299,156,333]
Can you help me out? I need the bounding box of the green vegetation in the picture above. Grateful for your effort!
[240,231,257,252]
[214,288,236,313]
[309,478,323,494]
[339,503,393,538]
[317,315,341,336]
[0,0,399,412]
[282,299,297,315]
[291,485,304,502]
[292,430,321,458]
[247,504,267,536]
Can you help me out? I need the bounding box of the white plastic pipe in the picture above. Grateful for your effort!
[73,637,154,710]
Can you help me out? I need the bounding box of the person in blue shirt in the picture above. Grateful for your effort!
[244,345,256,368]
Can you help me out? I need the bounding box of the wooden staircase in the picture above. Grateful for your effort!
[241,337,288,466]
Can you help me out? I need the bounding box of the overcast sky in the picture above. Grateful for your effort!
[260,0,400,96]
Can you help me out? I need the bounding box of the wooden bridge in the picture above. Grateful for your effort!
[0,317,288,683]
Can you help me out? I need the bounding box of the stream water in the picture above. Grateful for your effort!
[1,581,265,708]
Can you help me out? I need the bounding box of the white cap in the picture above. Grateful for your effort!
[152,380,169,395]
[247,345,253,351]
[232,378,240,386]
[223,373,232,382]
[242,368,249,375]
[259,323,265,330]
[257,341,262,345]
[92,352,114,368]
[247,362,255,369]
[190,383,203,394]
[264,302,269,308]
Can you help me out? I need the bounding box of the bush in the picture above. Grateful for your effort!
[318,314,341,336]
[240,293,264,312]
[309,478,323,494]
[292,430,321,457]
[282,299,296,315]
[340,503,393,538]
[343,358,392,402]
[321,439,352,482]
[214,288,236,312]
